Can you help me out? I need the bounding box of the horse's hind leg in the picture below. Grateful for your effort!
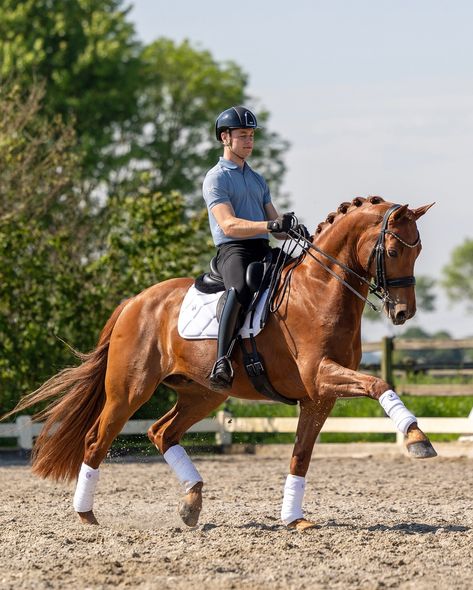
[147,386,226,527]
[315,358,437,458]
[74,362,160,525]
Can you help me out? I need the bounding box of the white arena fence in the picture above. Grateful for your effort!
[1,410,473,452]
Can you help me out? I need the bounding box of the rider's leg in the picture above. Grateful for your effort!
[209,240,268,388]
[210,287,242,387]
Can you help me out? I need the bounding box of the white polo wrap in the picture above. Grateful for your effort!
[73,463,100,512]
[379,389,417,435]
[281,474,305,525]
[163,444,203,493]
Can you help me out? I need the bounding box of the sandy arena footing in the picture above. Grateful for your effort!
[1,443,472,589]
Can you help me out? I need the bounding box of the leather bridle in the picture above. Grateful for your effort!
[285,205,420,313]
[367,204,419,299]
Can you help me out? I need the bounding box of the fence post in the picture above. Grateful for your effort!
[16,415,33,451]
[381,336,394,386]
[215,410,232,448]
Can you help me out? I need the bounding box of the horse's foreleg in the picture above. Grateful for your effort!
[316,358,437,458]
[282,397,336,531]
[148,388,226,527]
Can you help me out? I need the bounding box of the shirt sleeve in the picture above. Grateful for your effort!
[203,170,230,210]
[262,180,272,205]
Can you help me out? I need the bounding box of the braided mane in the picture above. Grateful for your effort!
[314,195,386,237]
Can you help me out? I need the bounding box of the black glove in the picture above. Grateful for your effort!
[293,223,311,241]
[267,212,294,233]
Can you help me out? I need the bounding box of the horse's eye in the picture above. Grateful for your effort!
[388,249,398,258]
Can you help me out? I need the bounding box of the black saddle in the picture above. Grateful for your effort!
[195,257,225,293]
[195,249,281,300]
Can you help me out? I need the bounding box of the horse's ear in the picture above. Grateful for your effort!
[391,204,409,221]
[411,203,435,220]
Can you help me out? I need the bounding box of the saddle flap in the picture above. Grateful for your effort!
[246,261,264,292]
[209,256,221,279]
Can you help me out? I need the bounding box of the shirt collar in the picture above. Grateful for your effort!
[219,157,247,171]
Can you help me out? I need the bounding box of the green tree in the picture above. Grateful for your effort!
[441,239,473,313]
[0,0,142,175]
[87,180,214,419]
[0,81,98,413]
[0,83,212,417]
[123,38,289,204]
[413,275,436,312]
[0,82,80,224]
[90,176,213,310]
[1,7,289,203]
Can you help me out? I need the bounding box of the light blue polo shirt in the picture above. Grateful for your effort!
[202,157,272,246]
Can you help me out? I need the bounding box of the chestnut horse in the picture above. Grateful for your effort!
[5,196,436,530]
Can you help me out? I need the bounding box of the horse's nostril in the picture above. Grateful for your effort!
[395,311,406,323]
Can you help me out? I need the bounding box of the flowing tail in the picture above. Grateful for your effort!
[2,299,131,482]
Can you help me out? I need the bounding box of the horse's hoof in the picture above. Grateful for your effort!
[287,518,317,531]
[407,440,438,459]
[77,510,99,525]
[178,483,203,527]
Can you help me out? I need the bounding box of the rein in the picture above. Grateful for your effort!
[283,205,420,313]
[269,236,307,314]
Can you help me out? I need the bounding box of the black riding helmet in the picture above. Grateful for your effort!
[215,106,258,142]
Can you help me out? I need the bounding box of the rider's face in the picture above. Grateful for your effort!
[223,129,255,158]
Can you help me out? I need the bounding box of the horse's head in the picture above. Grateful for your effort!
[362,202,434,325]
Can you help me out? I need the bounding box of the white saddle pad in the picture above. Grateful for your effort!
[178,285,269,340]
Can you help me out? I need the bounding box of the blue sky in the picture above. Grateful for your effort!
[129,0,473,338]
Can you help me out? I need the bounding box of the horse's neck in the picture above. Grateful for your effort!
[287,219,369,337]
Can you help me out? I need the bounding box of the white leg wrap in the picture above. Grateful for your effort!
[163,444,203,493]
[281,474,305,525]
[73,463,100,512]
[379,389,417,435]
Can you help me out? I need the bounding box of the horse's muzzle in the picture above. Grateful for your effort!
[387,302,415,325]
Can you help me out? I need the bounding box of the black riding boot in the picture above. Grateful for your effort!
[209,288,242,389]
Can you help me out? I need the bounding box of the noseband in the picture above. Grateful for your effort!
[285,204,421,312]
[368,204,420,300]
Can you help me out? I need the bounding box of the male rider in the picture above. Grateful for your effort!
[203,106,293,389]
